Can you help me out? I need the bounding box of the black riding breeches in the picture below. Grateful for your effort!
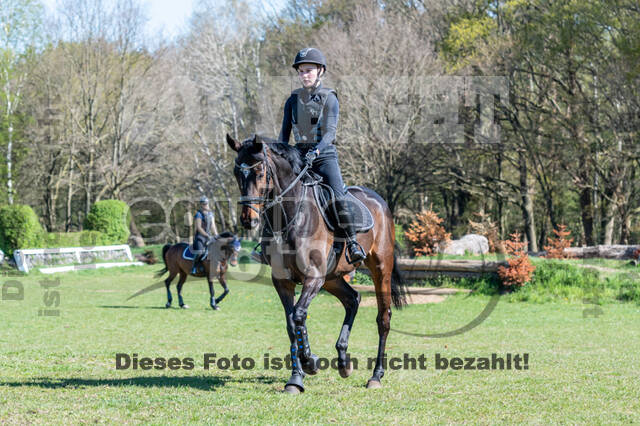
[297,144,358,239]
[193,234,208,253]
[300,144,346,198]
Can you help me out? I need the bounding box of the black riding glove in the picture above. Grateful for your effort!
[305,149,319,166]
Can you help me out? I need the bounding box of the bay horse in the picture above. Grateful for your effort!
[226,134,407,393]
[156,231,241,310]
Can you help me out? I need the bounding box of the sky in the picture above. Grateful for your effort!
[40,0,194,39]
[41,0,287,40]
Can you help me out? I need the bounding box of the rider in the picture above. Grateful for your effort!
[192,196,218,274]
[278,47,366,264]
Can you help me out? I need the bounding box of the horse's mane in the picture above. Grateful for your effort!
[260,136,304,175]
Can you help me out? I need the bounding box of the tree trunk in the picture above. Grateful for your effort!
[579,184,595,246]
[519,151,537,251]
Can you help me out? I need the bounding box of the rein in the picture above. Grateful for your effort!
[235,144,311,240]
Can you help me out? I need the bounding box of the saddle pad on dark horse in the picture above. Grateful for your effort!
[182,245,208,261]
[312,183,374,233]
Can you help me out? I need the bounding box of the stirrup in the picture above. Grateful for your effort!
[251,244,269,265]
[345,241,366,265]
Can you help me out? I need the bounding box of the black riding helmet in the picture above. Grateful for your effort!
[292,47,327,71]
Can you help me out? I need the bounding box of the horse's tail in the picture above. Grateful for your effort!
[391,250,408,309]
[155,244,171,277]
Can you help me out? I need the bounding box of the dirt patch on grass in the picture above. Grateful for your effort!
[358,293,446,307]
[341,285,469,307]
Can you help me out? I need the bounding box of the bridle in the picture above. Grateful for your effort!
[234,144,312,240]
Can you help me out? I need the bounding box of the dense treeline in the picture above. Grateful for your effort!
[1,0,639,248]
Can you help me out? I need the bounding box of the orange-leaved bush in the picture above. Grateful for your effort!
[498,231,536,287]
[468,212,502,253]
[404,208,451,256]
[543,224,574,259]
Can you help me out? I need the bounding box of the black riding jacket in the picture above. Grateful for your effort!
[278,83,339,154]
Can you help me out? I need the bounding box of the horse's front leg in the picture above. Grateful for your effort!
[272,278,305,393]
[207,278,220,310]
[214,273,230,306]
[287,275,325,392]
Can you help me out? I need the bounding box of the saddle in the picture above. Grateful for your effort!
[182,245,208,261]
[303,172,374,271]
[304,172,374,234]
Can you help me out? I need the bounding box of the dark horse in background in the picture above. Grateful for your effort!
[227,134,407,393]
[156,232,241,310]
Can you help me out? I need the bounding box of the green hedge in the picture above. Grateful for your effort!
[0,204,46,255]
[45,231,115,248]
[84,200,130,244]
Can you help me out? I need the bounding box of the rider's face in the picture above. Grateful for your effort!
[297,64,321,88]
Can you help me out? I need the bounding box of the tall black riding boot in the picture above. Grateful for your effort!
[191,253,203,274]
[335,198,366,264]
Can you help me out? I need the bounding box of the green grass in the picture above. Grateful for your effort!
[404,255,640,305]
[1,263,639,423]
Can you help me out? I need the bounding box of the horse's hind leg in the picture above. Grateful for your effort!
[323,277,361,378]
[176,273,189,309]
[364,254,393,389]
[165,271,177,308]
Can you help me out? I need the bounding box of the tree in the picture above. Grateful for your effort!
[0,0,44,204]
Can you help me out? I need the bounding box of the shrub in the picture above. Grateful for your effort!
[544,224,574,259]
[84,200,130,244]
[45,231,114,248]
[0,204,46,256]
[468,212,503,253]
[351,271,373,286]
[404,208,451,257]
[498,232,536,287]
[617,279,640,304]
[394,224,407,256]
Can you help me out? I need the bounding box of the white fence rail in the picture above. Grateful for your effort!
[13,245,135,273]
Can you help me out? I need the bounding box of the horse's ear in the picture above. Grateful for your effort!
[250,134,263,154]
[226,134,241,152]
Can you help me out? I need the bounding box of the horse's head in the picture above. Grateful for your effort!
[215,231,241,267]
[227,134,272,229]
[227,133,305,230]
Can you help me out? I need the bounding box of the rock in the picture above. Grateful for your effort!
[0,249,4,265]
[439,234,489,256]
[128,235,145,248]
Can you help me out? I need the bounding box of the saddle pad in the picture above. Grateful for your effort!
[312,184,374,233]
[182,245,208,261]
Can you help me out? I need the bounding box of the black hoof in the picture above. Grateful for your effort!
[180,304,189,309]
[165,302,171,308]
[301,353,320,376]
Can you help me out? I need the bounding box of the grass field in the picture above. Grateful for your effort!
[1,262,639,424]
